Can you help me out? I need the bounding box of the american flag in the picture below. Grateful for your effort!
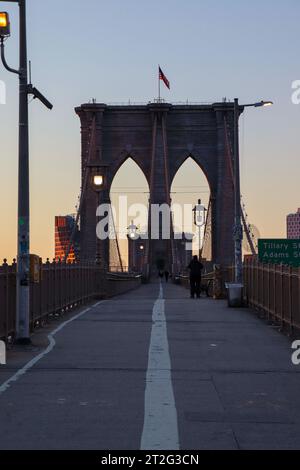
[159,66,170,90]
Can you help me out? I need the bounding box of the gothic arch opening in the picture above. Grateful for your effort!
[109,157,149,271]
[170,156,211,266]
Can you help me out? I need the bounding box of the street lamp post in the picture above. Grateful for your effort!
[193,199,207,260]
[233,99,243,284]
[0,0,52,343]
[90,168,105,265]
[18,0,30,343]
[233,99,273,285]
[127,221,139,272]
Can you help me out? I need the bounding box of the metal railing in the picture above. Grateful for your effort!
[177,259,300,329]
[0,259,141,340]
[243,257,300,331]
[0,259,16,340]
[100,100,216,107]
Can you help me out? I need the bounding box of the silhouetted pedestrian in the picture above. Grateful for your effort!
[164,270,170,283]
[187,255,204,298]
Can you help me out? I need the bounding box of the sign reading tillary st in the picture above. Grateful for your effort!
[258,239,300,267]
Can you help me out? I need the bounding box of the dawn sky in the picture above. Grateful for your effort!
[0,0,299,262]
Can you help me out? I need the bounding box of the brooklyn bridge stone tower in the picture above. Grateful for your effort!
[75,101,237,273]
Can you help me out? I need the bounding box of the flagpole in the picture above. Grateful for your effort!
[158,65,160,101]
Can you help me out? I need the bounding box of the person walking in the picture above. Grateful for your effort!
[164,270,170,283]
[187,255,204,299]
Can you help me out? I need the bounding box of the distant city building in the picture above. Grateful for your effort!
[55,215,80,262]
[287,208,300,239]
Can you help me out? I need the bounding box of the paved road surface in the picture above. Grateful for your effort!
[0,281,300,450]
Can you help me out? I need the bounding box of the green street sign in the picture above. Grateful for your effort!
[258,239,300,267]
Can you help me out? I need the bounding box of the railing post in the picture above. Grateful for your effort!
[280,264,284,329]
[52,259,57,315]
[39,260,43,322]
[50,259,54,314]
[252,257,255,307]
[12,259,17,335]
[298,267,300,331]
[255,257,258,309]
[288,265,293,335]
[262,261,266,316]
[273,264,276,323]
[45,258,50,316]
[298,266,300,331]
[3,259,9,340]
[80,262,83,304]
[67,261,70,309]
[73,261,77,306]
[267,263,271,321]
[62,260,66,312]
[244,259,247,303]
[259,260,263,315]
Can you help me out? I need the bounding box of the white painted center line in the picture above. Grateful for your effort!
[141,282,179,450]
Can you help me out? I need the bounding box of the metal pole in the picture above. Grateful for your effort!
[198,199,201,260]
[158,65,161,102]
[233,98,243,284]
[16,0,30,343]
[95,192,101,265]
[1,0,52,341]
[158,75,160,101]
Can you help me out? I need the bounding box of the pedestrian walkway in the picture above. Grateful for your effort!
[0,281,300,450]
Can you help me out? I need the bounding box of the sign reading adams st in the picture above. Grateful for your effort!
[258,239,300,267]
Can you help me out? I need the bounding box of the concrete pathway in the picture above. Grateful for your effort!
[0,281,300,450]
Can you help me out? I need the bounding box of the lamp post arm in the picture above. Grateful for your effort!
[243,101,273,108]
[0,38,20,75]
[27,84,53,110]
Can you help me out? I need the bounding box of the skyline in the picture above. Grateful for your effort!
[0,0,300,262]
